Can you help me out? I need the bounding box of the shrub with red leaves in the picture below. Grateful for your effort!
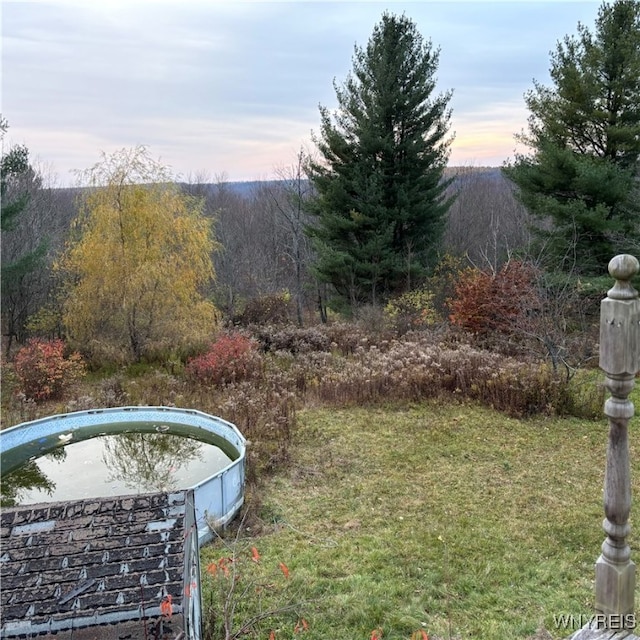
[185,332,258,386]
[448,261,540,334]
[14,338,86,402]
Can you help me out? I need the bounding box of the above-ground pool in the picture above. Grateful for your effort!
[0,406,246,545]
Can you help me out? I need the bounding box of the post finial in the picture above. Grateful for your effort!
[607,255,639,301]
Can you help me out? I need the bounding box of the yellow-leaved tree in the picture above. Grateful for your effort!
[60,147,218,363]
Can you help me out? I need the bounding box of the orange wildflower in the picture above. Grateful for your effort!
[279,562,290,579]
[370,629,383,640]
[251,546,261,563]
[218,557,231,577]
[160,594,173,619]
[294,618,309,633]
[206,561,217,576]
[269,631,276,640]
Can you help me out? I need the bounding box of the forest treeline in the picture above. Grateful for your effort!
[0,164,529,342]
[2,0,638,374]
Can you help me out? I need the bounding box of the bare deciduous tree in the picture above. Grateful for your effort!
[260,149,315,326]
[443,167,531,273]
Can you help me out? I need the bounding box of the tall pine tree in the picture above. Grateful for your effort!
[307,13,453,310]
[503,0,640,275]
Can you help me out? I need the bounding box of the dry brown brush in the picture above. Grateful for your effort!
[2,325,603,481]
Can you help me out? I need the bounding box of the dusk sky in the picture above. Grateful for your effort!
[2,1,602,186]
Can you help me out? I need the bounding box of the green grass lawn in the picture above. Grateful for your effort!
[201,401,640,640]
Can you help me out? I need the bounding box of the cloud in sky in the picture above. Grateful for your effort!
[2,0,601,185]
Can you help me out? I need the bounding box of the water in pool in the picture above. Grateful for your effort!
[1,432,231,506]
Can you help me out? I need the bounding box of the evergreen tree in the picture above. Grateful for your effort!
[504,0,640,275]
[307,12,453,310]
[0,145,48,285]
[1,119,49,350]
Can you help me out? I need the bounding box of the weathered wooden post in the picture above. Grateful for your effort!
[568,254,640,640]
[596,254,639,629]
[571,255,639,639]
